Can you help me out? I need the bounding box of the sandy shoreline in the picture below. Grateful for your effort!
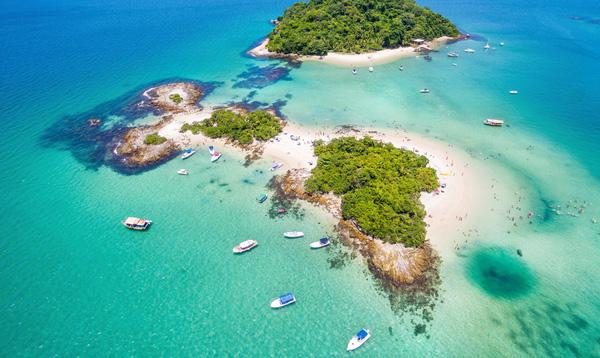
[158,110,486,256]
[248,37,457,67]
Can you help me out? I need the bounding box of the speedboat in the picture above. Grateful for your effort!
[447,51,459,58]
[420,88,430,94]
[270,162,284,171]
[352,68,357,75]
[483,118,505,127]
[181,149,196,159]
[211,152,222,162]
[233,239,257,254]
[177,169,189,175]
[509,90,519,95]
[270,292,296,308]
[347,329,371,351]
[368,66,374,72]
[122,217,152,231]
[257,193,268,203]
[309,237,330,249]
[464,48,475,53]
[283,231,304,239]
[484,43,491,49]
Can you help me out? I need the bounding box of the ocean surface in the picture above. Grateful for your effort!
[1,0,600,356]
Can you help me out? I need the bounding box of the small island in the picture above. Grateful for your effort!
[250,0,461,65]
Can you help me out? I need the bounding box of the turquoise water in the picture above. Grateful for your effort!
[1,0,600,356]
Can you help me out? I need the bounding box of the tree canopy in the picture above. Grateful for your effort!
[180,109,282,145]
[266,0,459,55]
[304,136,439,247]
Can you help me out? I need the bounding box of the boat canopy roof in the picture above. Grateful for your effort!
[357,329,368,340]
[240,240,254,249]
[125,217,146,226]
[280,293,295,304]
[184,148,194,153]
[320,237,329,244]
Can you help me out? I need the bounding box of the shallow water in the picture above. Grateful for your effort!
[1,0,600,356]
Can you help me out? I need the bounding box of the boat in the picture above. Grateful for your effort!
[181,148,196,159]
[447,51,459,58]
[352,68,357,75]
[500,42,505,46]
[208,145,216,155]
[233,239,258,254]
[211,152,222,162]
[423,55,432,61]
[309,237,330,249]
[270,292,296,308]
[368,66,374,72]
[177,169,189,175]
[483,118,505,127]
[122,217,152,231]
[398,65,404,71]
[277,207,287,214]
[509,90,519,95]
[270,19,279,25]
[283,231,304,239]
[270,162,284,171]
[452,63,458,66]
[419,88,430,94]
[464,48,475,53]
[484,43,491,49]
[257,193,268,203]
[347,329,371,351]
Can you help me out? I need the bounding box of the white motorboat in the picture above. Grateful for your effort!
[211,152,222,162]
[270,293,296,308]
[309,237,330,249]
[483,118,505,127]
[347,329,371,351]
[484,43,491,49]
[177,169,189,175]
[283,231,304,239]
[233,240,257,254]
[352,68,357,75]
[181,149,196,159]
[368,66,374,72]
[122,217,152,231]
[447,51,459,58]
[270,162,284,171]
[500,42,505,46]
[419,88,430,94]
[464,48,475,53]
[509,90,519,95]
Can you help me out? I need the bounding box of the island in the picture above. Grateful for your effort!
[249,0,461,65]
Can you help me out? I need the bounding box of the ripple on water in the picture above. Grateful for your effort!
[466,246,536,299]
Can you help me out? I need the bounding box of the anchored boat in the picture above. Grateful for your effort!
[464,48,475,53]
[283,231,304,239]
[257,193,268,203]
[347,329,371,351]
[447,51,459,58]
[484,118,505,127]
[181,149,196,159]
[233,240,257,254]
[270,292,296,308]
[177,169,189,175]
[122,217,152,231]
[420,88,430,94]
[309,237,330,249]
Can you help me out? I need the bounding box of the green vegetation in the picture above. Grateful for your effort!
[144,133,168,145]
[180,109,282,145]
[305,137,439,246]
[266,0,459,55]
[169,93,183,104]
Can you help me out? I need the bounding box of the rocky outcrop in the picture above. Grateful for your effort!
[143,82,203,113]
[274,168,437,286]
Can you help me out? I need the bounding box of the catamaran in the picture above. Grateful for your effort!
[270,292,296,308]
[122,217,152,231]
[232,240,257,254]
[309,237,330,249]
[347,329,371,351]
[484,118,505,127]
[181,148,196,159]
[283,231,304,239]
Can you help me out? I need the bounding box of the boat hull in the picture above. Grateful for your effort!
[347,330,371,351]
[270,297,296,308]
[283,232,304,239]
[233,240,257,254]
[309,241,330,249]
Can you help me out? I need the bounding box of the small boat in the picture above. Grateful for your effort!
[283,231,304,239]
[211,152,222,162]
[122,217,152,231]
[484,118,505,127]
[347,329,371,351]
[270,162,284,171]
[484,43,491,49]
[447,51,459,58]
[309,237,330,249]
[177,169,189,175]
[509,90,519,95]
[270,19,279,25]
[368,66,374,72]
[423,55,432,61]
[277,207,287,214]
[270,292,296,308]
[398,65,404,71]
[452,63,458,66]
[181,149,196,159]
[352,68,357,75]
[233,239,258,254]
[500,42,505,46]
[464,48,475,53]
[208,145,216,155]
[257,193,268,203]
[420,88,430,94]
